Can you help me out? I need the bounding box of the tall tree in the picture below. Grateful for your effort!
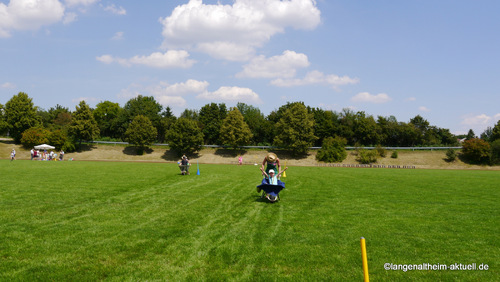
[410,115,430,145]
[311,108,340,147]
[199,103,227,145]
[236,102,270,145]
[0,103,8,135]
[466,129,476,140]
[352,111,380,146]
[157,106,177,143]
[121,95,162,140]
[274,102,317,155]
[124,115,158,154]
[93,101,123,138]
[166,118,204,156]
[219,107,253,148]
[68,101,99,146]
[5,92,40,143]
[490,120,500,142]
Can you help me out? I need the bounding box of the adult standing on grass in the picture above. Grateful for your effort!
[180,155,190,175]
[30,148,34,160]
[261,153,281,176]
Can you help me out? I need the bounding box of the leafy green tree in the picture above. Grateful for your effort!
[5,92,41,143]
[121,95,162,140]
[339,108,356,144]
[48,129,68,150]
[0,104,9,135]
[236,102,270,145]
[93,101,123,138]
[356,148,378,164]
[435,127,458,146]
[219,107,253,148]
[274,102,317,155]
[124,115,158,154]
[445,148,457,162]
[410,115,430,145]
[68,101,99,146]
[490,120,500,142]
[480,126,493,142]
[377,115,399,146]
[352,111,380,146]
[466,129,476,140]
[396,122,420,147]
[166,118,204,156]
[311,108,340,147]
[179,109,199,120]
[21,127,50,148]
[461,138,490,164]
[37,108,52,128]
[157,106,177,143]
[199,103,227,145]
[490,139,500,165]
[316,136,347,163]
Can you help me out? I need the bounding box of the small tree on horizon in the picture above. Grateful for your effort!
[219,107,253,149]
[274,102,317,155]
[166,118,204,156]
[124,115,157,154]
[316,136,347,163]
[68,100,99,148]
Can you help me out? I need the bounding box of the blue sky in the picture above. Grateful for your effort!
[1,0,499,135]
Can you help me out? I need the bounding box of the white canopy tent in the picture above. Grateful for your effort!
[34,144,55,150]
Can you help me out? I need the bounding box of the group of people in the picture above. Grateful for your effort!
[30,148,64,161]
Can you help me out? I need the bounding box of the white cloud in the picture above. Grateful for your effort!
[159,0,321,61]
[461,114,491,126]
[63,12,77,24]
[156,96,187,108]
[236,50,310,78]
[0,0,65,37]
[102,4,126,15]
[197,86,263,104]
[1,82,16,88]
[407,97,416,102]
[117,80,210,108]
[160,79,209,96]
[64,0,99,7]
[459,113,500,135]
[418,106,431,112]
[271,70,359,88]
[96,50,196,69]
[111,31,123,40]
[351,92,392,104]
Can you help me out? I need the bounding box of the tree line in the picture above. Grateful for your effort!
[1,92,499,161]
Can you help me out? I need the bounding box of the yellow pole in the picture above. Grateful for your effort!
[360,237,370,282]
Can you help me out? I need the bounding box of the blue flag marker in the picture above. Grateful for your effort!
[197,161,200,175]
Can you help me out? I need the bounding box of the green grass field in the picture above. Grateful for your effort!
[1,160,498,281]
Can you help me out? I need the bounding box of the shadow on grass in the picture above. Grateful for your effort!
[77,143,97,152]
[122,146,153,156]
[214,148,248,158]
[161,149,200,161]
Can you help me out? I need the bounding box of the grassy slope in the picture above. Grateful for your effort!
[1,160,498,280]
[1,139,498,170]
